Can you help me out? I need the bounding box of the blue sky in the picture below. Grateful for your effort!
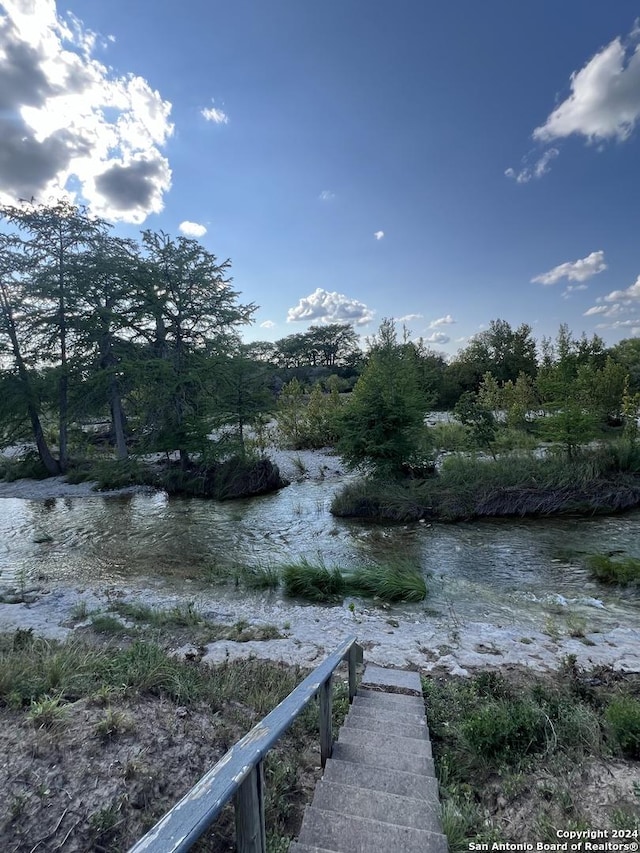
[2,1,640,355]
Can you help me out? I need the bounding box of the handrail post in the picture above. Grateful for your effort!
[234,761,266,853]
[319,675,333,768]
[348,643,357,703]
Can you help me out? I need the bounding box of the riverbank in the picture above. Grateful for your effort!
[1,578,639,676]
[332,444,640,522]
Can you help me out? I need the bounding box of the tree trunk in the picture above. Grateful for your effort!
[110,382,128,460]
[0,289,61,475]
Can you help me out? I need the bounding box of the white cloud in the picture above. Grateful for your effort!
[424,332,450,345]
[201,104,229,124]
[0,0,173,223]
[505,148,559,183]
[287,288,374,326]
[604,275,640,302]
[396,313,423,324]
[374,230,384,240]
[178,220,207,238]
[319,190,335,201]
[429,314,455,328]
[531,250,607,286]
[534,30,640,143]
[260,320,275,329]
[584,305,609,316]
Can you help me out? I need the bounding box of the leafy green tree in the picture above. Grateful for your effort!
[219,344,273,453]
[454,392,498,459]
[0,201,109,470]
[453,319,538,387]
[307,323,360,367]
[335,319,426,478]
[611,338,640,394]
[135,231,255,468]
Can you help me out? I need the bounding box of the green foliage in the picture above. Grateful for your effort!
[335,319,428,478]
[281,558,346,601]
[280,557,427,603]
[605,696,640,758]
[277,378,342,449]
[0,451,50,482]
[348,560,427,602]
[453,392,498,458]
[461,698,547,763]
[586,554,640,585]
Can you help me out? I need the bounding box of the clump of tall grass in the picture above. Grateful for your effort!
[586,554,640,586]
[348,559,427,602]
[280,557,427,603]
[281,558,346,601]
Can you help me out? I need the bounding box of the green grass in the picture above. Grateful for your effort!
[331,441,640,522]
[280,557,427,603]
[423,663,640,850]
[586,554,640,585]
[281,558,346,601]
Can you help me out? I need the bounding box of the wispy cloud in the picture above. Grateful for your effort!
[396,313,423,324]
[0,0,173,222]
[260,320,275,329]
[531,251,607,286]
[201,103,229,124]
[505,148,559,184]
[374,230,384,240]
[562,283,589,299]
[179,220,207,238]
[319,190,335,201]
[429,314,455,328]
[287,288,374,326]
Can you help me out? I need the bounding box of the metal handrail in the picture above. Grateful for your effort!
[128,635,362,853]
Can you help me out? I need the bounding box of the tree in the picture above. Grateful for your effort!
[0,234,61,473]
[0,201,109,471]
[335,319,426,478]
[454,392,498,459]
[219,344,273,453]
[453,319,538,388]
[134,231,255,468]
[306,323,360,367]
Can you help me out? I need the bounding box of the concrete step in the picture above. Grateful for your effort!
[289,844,335,853]
[323,757,440,801]
[338,726,432,758]
[361,664,423,696]
[344,710,428,740]
[349,701,429,726]
[356,688,424,709]
[311,779,442,832]
[297,806,448,853]
[331,741,435,776]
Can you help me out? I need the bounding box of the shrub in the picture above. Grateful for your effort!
[348,560,427,602]
[605,696,640,758]
[586,554,640,585]
[461,699,547,764]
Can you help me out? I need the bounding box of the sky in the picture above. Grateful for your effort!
[1,1,640,356]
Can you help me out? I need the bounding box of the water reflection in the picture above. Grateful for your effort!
[1,480,639,632]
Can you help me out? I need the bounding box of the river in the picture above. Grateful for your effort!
[2,475,639,640]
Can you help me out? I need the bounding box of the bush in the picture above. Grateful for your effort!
[461,699,547,764]
[605,696,640,758]
[586,554,640,586]
[0,451,50,482]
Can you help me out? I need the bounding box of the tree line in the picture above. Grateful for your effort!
[2,200,640,481]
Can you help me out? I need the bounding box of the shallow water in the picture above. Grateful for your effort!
[1,478,639,633]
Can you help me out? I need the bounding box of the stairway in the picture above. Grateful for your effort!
[289,664,447,853]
